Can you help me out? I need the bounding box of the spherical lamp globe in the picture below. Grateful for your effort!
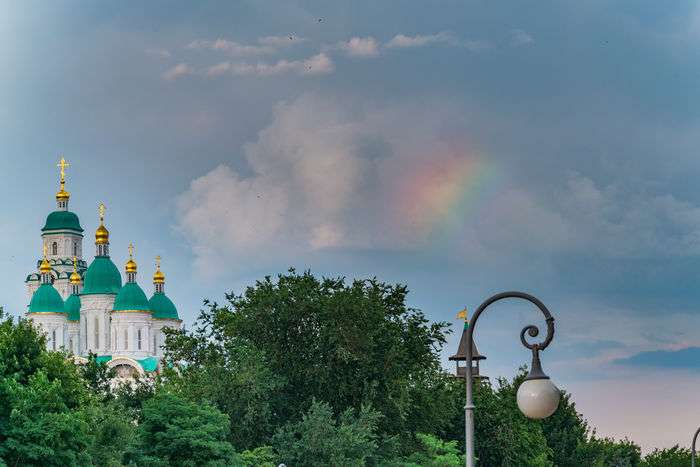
[517,377,560,419]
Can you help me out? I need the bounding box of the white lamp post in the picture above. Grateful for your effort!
[463,291,560,467]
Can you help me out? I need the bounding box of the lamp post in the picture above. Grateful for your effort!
[692,426,700,467]
[463,291,560,467]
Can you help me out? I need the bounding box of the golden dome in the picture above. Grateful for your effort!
[125,258,137,274]
[153,255,165,284]
[125,243,137,273]
[95,203,109,244]
[39,258,52,275]
[153,269,165,284]
[70,257,81,284]
[56,188,70,201]
[39,245,52,274]
[95,224,109,245]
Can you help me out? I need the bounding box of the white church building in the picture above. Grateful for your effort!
[25,159,181,377]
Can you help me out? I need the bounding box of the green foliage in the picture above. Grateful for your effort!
[0,372,92,466]
[575,436,642,466]
[166,269,453,453]
[164,329,282,450]
[642,445,691,466]
[84,403,135,467]
[540,391,588,466]
[235,445,277,467]
[473,374,554,466]
[386,433,464,466]
[272,400,380,467]
[124,391,236,466]
[79,352,116,402]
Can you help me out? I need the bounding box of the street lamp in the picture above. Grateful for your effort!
[462,291,560,467]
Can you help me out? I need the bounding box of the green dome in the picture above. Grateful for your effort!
[82,256,122,295]
[42,211,83,233]
[28,284,64,314]
[113,282,151,312]
[149,293,179,320]
[64,294,81,321]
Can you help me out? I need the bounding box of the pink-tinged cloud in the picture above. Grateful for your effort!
[162,63,192,81]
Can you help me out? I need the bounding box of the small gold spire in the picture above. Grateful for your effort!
[39,245,52,274]
[153,255,165,284]
[55,157,71,201]
[95,203,110,245]
[125,243,137,273]
[70,256,81,285]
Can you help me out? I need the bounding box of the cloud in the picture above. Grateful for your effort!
[510,29,534,46]
[162,63,192,81]
[384,31,489,51]
[187,35,305,56]
[176,94,472,273]
[335,36,380,57]
[385,31,457,48]
[187,39,276,56]
[205,53,334,77]
[176,92,700,276]
[614,347,700,369]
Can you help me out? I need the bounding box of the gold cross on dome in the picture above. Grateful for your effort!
[98,203,106,222]
[128,243,134,259]
[73,256,78,272]
[155,255,161,270]
[57,157,69,183]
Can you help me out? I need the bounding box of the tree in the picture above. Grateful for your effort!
[386,433,464,467]
[574,436,642,466]
[272,400,380,467]
[472,374,553,466]
[642,446,691,466]
[166,269,453,451]
[164,330,282,450]
[0,372,92,466]
[124,391,236,466]
[79,352,116,402]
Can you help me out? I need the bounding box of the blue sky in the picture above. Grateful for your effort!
[2,0,700,451]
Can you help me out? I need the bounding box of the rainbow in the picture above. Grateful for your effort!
[392,150,498,242]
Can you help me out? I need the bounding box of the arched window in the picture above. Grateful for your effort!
[94,318,99,349]
[51,329,56,351]
[137,329,142,350]
[52,242,58,256]
[153,333,157,354]
[124,329,128,350]
[73,242,78,256]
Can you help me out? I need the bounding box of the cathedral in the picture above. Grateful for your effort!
[25,159,181,377]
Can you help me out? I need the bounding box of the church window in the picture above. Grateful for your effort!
[137,329,142,350]
[124,329,128,350]
[153,333,157,353]
[69,337,73,353]
[73,242,78,256]
[52,242,58,256]
[51,329,56,351]
[94,318,99,349]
